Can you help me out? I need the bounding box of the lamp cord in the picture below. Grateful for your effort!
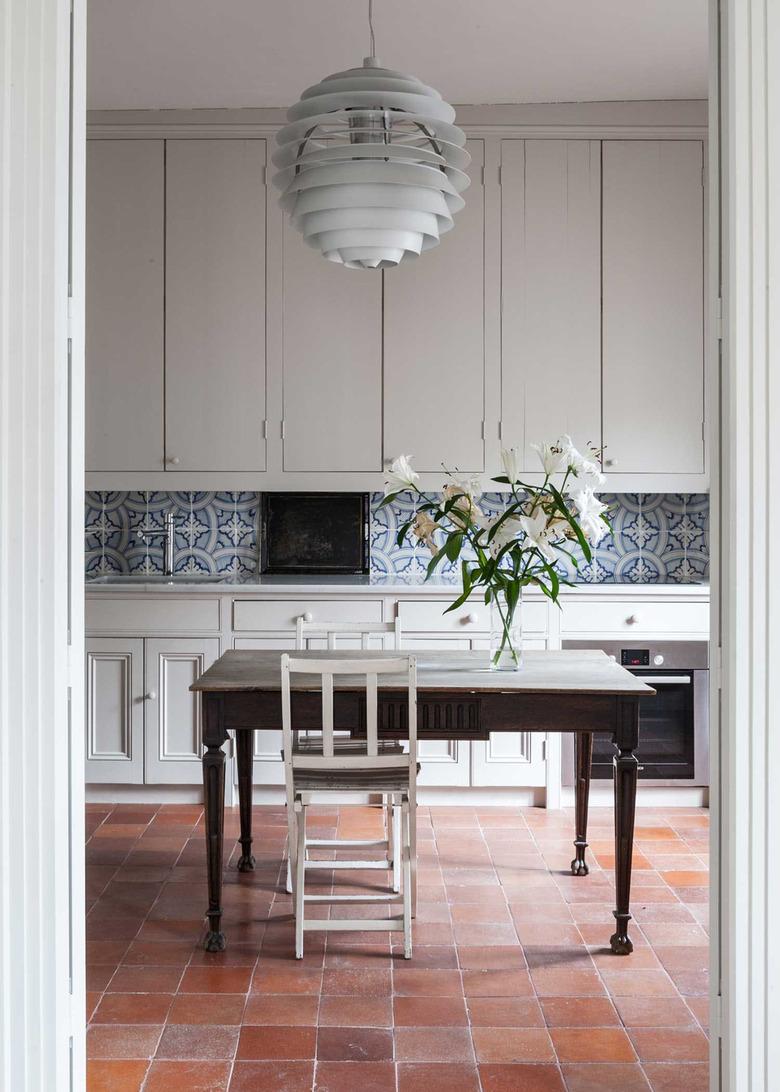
[368,0,376,58]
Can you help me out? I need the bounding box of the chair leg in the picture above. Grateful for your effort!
[285,842,293,895]
[286,806,298,896]
[409,794,418,919]
[294,804,306,959]
[385,793,395,881]
[401,799,412,959]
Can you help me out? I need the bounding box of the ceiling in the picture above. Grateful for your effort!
[87,0,708,111]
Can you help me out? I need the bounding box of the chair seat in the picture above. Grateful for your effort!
[285,738,405,757]
[293,764,418,794]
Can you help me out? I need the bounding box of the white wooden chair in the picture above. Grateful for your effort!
[284,616,405,894]
[281,653,418,959]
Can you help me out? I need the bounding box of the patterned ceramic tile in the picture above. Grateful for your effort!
[84,491,708,584]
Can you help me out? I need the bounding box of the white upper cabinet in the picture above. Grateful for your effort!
[86,140,164,472]
[602,140,705,476]
[165,139,267,472]
[383,140,486,473]
[280,219,382,472]
[500,140,602,470]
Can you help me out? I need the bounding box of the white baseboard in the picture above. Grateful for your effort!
[559,784,709,808]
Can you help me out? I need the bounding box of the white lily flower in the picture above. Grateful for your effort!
[530,439,570,477]
[385,454,419,493]
[561,437,606,488]
[519,509,558,564]
[501,447,521,484]
[411,510,440,553]
[572,488,608,545]
[487,514,524,558]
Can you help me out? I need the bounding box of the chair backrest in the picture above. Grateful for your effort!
[295,615,402,651]
[280,654,417,777]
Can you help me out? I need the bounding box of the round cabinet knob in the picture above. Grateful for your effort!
[653,654,665,666]
[608,654,617,663]
[145,691,157,701]
[626,614,639,626]
[302,612,313,623]
[465,613,479,624]
[168,456,180,465]
[605,458,617,468]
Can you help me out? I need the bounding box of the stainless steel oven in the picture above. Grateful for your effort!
[562,640,709,786]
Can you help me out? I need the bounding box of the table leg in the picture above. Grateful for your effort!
[202,693,228,952]
[610,698,639,955]
[571,731,593,876]
[236,729,255,872]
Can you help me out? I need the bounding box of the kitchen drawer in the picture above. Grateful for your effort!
[232,598,383,632]
[560,599,709,636]
[86,596,221,635]
[398,598,547,635]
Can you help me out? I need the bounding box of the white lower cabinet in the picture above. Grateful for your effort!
[144,638,221,784]
[85,635,220,785]
[234,635,296,784]
[85,638,145,784]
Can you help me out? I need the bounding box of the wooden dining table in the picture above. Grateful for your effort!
[191,648,654,957]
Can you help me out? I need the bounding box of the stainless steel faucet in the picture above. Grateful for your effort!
[136,511,176,575]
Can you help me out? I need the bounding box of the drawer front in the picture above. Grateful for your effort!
[398,598,547,635]
[560,599,709,636]
[86,596,221,634]
[232,598,383,632]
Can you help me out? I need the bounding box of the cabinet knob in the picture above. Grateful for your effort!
[626,614,639,626]
[653,654,665,666]
[466,613,479,625]
[605,458,617,468]
[168,456,180,466]
[302,612,313,623]
[145,690,157,701]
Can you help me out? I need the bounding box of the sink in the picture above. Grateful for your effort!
[88,573,233,585]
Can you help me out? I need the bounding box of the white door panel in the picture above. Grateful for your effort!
[85,638,145,784]
[144,638,220,784]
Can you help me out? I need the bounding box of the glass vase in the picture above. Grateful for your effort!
[489,587,523,671]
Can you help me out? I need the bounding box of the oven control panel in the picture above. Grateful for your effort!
[621,648,650,667]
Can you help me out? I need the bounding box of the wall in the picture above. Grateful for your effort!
[85,491,709,583]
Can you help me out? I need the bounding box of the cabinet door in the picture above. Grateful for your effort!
[281,220,382,472]
[500,140,601,468]
[402,636,473,786]
[470,637,547,787]
[85,638,145,784]
[144,638,220,784]
[602,140,705,474]
[86,140,164,471]
[383,140,486,473]
[165,139,267,471]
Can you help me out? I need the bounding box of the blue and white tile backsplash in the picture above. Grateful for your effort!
[85,491,709,584]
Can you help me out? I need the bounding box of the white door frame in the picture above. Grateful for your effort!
[0,1,86,1089]
[712,0,780,1088]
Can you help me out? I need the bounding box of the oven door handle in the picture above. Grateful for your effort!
[637,675,692,685]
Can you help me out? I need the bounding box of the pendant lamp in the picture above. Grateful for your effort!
[272,1,470,270]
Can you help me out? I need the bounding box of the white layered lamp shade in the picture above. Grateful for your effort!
[273,57,470,269]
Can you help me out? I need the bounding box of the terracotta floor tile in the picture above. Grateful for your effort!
[87,1025,163,1060]
[316,1026,394,1062]
[314,1060,396,1091]
[551,1027,636,1063]
[479,1063,566,1091]
[462,968,534,997]
[541,997,619,1028]
[396,1062,481,1092]
[121,942,193,968]
[393,968,464,996]
[317,995,392,1027]
[92,993,173,1025]
[472,1027,555,1064]
[654,946,709,972]
[394,1027,475,1063]
[178,966,252,994]
[613,995,697,1027]
[600,970,679,998]
[106,966,184,994]
[167,993,246,1025]
[467,997,545,1027]
[86,1059,150,1091]
[251,964,323,994]
[155,1024,239,1060]
[321,968,393,995]
[660,871,709,887]
[639,923,709,947]
[629,1027,709,1062]
[144,1060,231,1091]
[243,993,319,1026]
[530,967,606,998]
[228,1060,315,1091]
[392,944,459,968]
[451,903,512,924]
[394,995,468,1026]
[560,1062,651,1091]
[643,1062,709,1091]
[515,922,585,947]
[456,945,527,969]
[237,1025,317,1060]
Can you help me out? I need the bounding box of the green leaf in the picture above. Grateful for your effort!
[443,586,473,613]
[377,491,401,509]
[444,532,464,562]
[396,519,414,547]
[547,481,593,564]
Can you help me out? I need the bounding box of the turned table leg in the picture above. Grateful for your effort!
[571,731,593,876]
[202,693,228,951]
[610,697,639,955]
[236,729,256,872]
